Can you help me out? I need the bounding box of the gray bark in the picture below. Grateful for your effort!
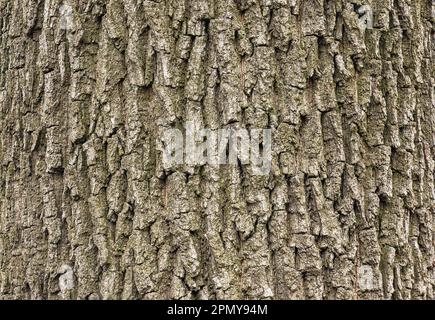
[0,0,434,300]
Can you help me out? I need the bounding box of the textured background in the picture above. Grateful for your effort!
[0,0,434,299]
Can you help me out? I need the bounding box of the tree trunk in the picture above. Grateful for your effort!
[0,0,433,300]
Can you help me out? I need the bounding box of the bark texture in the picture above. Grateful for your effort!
[0,0,434,300]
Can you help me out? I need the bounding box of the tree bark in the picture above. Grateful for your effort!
[0,0,433,300]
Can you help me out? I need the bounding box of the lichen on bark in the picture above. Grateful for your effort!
[0,0,433,300]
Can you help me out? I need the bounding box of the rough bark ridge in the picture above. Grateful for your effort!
[0,0,434,300]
